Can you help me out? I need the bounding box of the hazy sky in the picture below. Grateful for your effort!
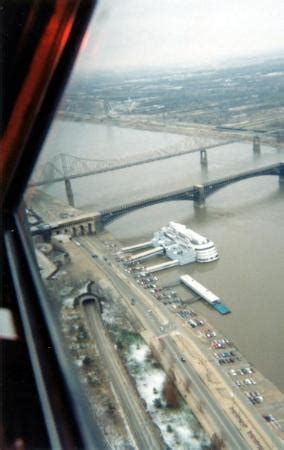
[76,0,284,71]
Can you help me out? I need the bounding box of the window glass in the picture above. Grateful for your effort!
[25,1,284,448]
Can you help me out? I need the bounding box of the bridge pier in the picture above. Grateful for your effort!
[279,173,284,184]
[95,216,104,233]
[253,136,260,153]
[64,178,74,207]
[194,184,206,208]
[200,148,208,166]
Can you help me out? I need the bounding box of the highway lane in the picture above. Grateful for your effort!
[117,254,283,449]
[163,336,250,450]
[80,236,284,449]
[95,244,283,448]
[79,236,251,449]
[165,336,283,449]
[82,301,164,450]
[107,272,249,449]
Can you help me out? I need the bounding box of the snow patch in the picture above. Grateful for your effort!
[126,339,210,449]
[63,297,74,308]
[130,343,150,364]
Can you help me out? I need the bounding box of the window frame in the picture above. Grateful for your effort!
[2,1,108,448]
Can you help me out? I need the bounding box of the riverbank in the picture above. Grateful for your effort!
[57,110,284,149]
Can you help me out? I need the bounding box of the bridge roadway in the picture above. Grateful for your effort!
[100,162,284,224]
[82,300,164,450]
[79,235,252,449]
[30,140,233,186]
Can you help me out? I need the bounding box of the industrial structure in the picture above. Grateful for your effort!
[30,211,100,237]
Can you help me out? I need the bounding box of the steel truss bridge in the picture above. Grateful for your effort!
[30,138,233,187]
[99,163,284,225]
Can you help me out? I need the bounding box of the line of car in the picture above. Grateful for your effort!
[212,347,240,365]
[122,257,257,374]
[112,245,283,433]
[204,329,217,338]
[115,248,273,419]
[177,309,197,319]
[236,378,256,386]
[170,287,270,412]
[245,391,264,405]
[226,367,266,405]
[121,262,186,304]
[211,338,231,349]
[188,318,204,328]
[229,367,254,376]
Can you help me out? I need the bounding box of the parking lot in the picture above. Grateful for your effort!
[112,244,284,441]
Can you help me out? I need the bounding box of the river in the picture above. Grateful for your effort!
[40,119,284,392]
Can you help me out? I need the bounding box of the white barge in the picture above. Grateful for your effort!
[180,274,220,304]
[180,274,231,314]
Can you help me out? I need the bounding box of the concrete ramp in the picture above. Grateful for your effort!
[121,241,152,252]
[127,246,164,263]
[145,259,179,273]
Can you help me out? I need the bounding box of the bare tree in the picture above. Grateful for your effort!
[184,378,192,392]
[210,433,224,449]
[163,374,179,408]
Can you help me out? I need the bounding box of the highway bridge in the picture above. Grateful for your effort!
[99,162,284,225]
[29,138,235,206]
[30,139,234,186]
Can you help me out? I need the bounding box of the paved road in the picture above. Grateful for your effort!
[80,237,282,450]
[163,336,250,450]
[112,277,249,448]
[80,236,252,449]
[82,300,164,450]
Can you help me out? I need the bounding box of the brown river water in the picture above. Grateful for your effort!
[41,119,284,391]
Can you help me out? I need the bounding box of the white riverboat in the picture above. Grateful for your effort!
[152,221,219,264]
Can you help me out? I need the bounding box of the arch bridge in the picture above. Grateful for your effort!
[99,162,284,225]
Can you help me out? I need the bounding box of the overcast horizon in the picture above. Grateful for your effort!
[74,0,284,73]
